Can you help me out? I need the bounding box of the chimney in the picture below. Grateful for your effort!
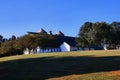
[49,30,53,35]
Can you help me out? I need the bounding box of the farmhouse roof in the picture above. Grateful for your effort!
[27,28,47,35]
[27,28,77,47]
[55,36,77,47]
[27,32,38,34]
[38,28,47,34]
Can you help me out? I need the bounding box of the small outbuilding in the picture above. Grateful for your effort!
[60,42,78,52]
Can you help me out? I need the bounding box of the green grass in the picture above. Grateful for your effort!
[0,50,120,80]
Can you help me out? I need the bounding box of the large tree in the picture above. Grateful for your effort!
[76,22,115,49]
[76,22,93,48]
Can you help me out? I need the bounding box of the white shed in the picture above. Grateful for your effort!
[60,42,78,52]
[60,42,70,52]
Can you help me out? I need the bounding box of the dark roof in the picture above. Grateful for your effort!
[38,28,47,34]
[27,28,47,35]
[55,35,77,47]
[27,32,38,34]
[27,28,77,47]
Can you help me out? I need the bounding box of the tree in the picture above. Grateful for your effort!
[76,22,93,48]
[15,35,35,50]
[76,37,88,47]
[0,40,17,56]
[9,35,17,41]
[92,22,111,44]
[76,22,113,49]
[78,22,93,38]
[0,35,3,45]
[34,34,59,49]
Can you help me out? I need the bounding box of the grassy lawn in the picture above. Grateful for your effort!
[0,50,120,80]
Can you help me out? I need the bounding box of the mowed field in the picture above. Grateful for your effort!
[0,50,120,80]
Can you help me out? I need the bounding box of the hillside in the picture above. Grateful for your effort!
[0,50,120,80]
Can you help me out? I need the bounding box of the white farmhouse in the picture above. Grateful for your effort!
[24,28,94,54]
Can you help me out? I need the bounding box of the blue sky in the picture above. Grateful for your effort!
[0,0,120,38]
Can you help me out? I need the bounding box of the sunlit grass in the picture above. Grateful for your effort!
[1,50,120,62]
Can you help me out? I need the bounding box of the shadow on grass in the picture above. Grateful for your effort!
[0,55,120,80]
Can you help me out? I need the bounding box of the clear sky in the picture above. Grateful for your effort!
[0,0,120,38]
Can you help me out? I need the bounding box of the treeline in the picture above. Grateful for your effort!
[0,21,120,57]
[0,34,59,57]
[76,22,120,49]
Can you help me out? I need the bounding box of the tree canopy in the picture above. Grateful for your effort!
[0,34,59,57]
[76,22,120,49]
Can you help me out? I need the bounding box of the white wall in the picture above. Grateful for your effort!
[24,48,29,54]
[60,42,70,52]
[103,44,109,50]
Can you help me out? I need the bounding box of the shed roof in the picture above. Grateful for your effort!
[55,35,77,47]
